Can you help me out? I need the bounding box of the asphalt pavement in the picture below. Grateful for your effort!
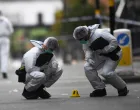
[0,59,139,110]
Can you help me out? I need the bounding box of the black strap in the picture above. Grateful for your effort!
[89,37,109,51]
[100,46,121,61]
[35,52,53,67]
[108,46,121,55]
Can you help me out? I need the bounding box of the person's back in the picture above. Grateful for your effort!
[22,47,41,72]
[23,47,41,61]
[0,12,13,37]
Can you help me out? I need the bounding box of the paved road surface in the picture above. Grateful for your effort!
[0,60,139,110]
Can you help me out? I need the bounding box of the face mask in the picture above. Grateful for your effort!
[80,40,88,44]
[44,49,53,54]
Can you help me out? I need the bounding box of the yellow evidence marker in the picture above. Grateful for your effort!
[70,90,80,97]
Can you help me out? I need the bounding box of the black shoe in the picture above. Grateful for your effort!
[22,88,39,100]
[2,73,8,79]
[90,88,107,97]
[118,87,129,96]
[37,85,51,99]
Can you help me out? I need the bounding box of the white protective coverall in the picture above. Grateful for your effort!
[21,41,63,92]
[0,15,14,74]
[83,25,126,90]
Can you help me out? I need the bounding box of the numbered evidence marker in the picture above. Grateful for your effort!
[70,90,80,97]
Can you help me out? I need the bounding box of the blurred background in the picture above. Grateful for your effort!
[1,0,140,64]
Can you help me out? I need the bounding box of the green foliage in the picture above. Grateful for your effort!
[68,6,94,17]
[10,28,26,57]
[28,27,48,40]
[61,20,97,35]
[52,0,95,36]
[52,0,110,36]
[51,21,62,36]
[58,39,66,47]
[11,29,24,51]
[10,27,52,58]
[65,1,94,17]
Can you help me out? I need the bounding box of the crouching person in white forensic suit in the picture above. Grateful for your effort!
[73,24,129,97]
[16,37,63,99]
